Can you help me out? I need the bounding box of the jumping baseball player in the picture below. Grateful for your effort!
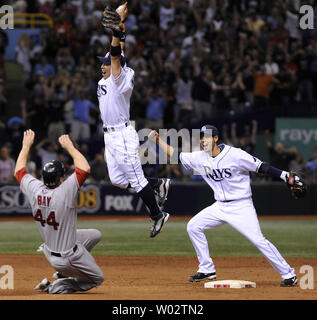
[149,125,306,287]
[14,130,104,294]
[97,2,170,237]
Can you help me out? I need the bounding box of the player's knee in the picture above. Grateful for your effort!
[187,220,198,234]
[91,229,102,244]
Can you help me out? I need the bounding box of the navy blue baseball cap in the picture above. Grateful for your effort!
[97,52,126,67]
[200,125,219,137]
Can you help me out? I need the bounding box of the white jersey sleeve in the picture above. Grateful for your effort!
[179,152,200,171]
[20,174,43,201]
[238,149,263,173]
[110,67,134,94]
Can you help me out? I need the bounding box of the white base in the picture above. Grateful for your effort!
[204,280,256,289]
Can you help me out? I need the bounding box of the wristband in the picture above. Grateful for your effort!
[110,45,121,57]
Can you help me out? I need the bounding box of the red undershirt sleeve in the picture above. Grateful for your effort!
[75,167,89,187]
[15,168,27,184]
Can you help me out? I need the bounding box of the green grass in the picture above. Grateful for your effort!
[0,219,316,257]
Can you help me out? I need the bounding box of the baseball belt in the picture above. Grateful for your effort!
[103,121,130,133]
[50,244,78,257]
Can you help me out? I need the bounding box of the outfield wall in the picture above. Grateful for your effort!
[0,182,315,216]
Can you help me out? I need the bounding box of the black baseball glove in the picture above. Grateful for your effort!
[286,171,306,199]
[101,4,122,35]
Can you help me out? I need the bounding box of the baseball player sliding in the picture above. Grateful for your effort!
[149,125,306,287]
[97,1,170,237]
[14,130,104,294]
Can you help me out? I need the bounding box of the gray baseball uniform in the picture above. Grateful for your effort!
[18,168,104,294]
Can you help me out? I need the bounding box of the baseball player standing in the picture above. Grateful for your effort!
[149,125,305,286]
[97,2,170,237]
[14,130,104,294]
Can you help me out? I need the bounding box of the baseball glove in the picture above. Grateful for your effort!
[286,171,306,199]
[101,4,122,34]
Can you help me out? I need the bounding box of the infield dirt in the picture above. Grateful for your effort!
[0,255,316,300]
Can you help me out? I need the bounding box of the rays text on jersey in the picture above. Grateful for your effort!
[203,166,232,181]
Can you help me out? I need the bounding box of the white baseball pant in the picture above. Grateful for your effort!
[187,198,296,280]
[104,124,148,193]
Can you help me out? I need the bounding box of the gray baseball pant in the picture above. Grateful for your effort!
[43,229,104,294]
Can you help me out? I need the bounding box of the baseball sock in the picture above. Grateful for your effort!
[146,177,161,189]
[137,183,162,219]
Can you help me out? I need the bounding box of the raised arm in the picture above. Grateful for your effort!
[58,135,90,173]
[15,129,35,175]
[148,130,175,161]
[110,33,122,79]
[103,1,128,79]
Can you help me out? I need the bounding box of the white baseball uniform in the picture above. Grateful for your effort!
[180,144,296,280]
[97,65,148,193]
[16,167,104,294]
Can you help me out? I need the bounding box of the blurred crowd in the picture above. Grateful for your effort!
[1,0,317,184]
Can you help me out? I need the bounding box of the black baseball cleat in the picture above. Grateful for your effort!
[154,178,171,209]
[189,272,217,282]
[53,272,67,279]
[150,212,170,238]
[280,276,298,287]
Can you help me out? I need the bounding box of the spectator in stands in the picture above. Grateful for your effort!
[305,146,317,183]
[90,153,109,183]
[71,88,96,142]
[6,116,25,159]
[251,64,280,111]
[33,56,55,78]
[289,150,305,176]
[273,66,296,114]
[175,66,193,128]
[293,48,313,103]
[191,66,213,123]
[15,34,32,77]
[0,146,15,184]
[231,71,247,114]
[56,47,75,74]
[264,54,279,75]
[24,95,48,141]
[35,137,58,169]
[26,153,37,177]
[264,130,297,176]
[159,0,175,31]
[145,87,167,131]
[246,11,265,36]
[231,120,257,155]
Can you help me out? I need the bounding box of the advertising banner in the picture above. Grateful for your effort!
[275,118,317,160]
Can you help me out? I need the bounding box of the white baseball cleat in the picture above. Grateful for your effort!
[34,278,50,293]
